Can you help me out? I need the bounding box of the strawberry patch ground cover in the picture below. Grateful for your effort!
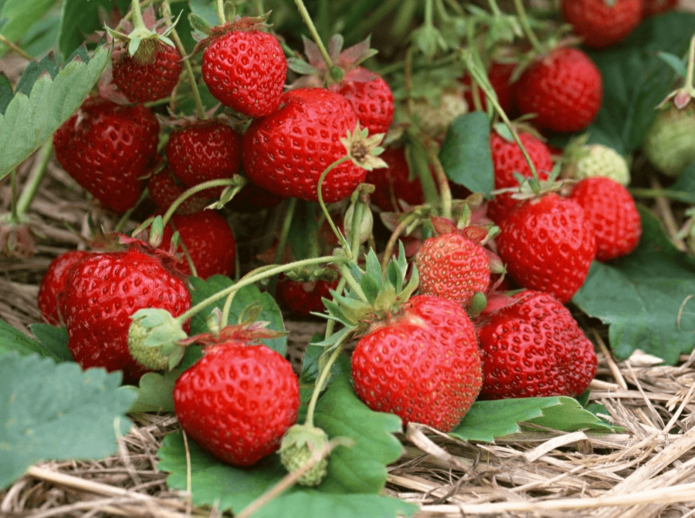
[4,1,695,517]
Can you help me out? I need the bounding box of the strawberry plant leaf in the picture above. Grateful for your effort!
[584,13,695,154]
[158,432,417,518]
[0,0,55,58]
[0,353,136,489]
[58,0,127,58]
[15,52,60,96]
[666,161,695,202]
[30,323,72,362]
[450,396,614,443]
[438,112,494,196]
[124,370,180,413]
[288,201,319,261]
[0,43,110,178]
[0,320,53,359]
[573,206,695,365]
[184,278,286,368]
[0,73,14,115]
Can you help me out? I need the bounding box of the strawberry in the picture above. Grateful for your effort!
[475,291,597,399]
[366,147,424,211]
[37,250,90,325]
[415,219,492,308]
[569,177,642,261]
[62,242,191,383]
[461,62,516,114]
[642,0,678,17]
[562,0,642,49]
[53,97,159,213]
[411,90,468,138]
[352,295,482,432]
[562,143,631,185]
[159,210,236,279]
[335,67,394,135]
[496,193,597,303]
[201,23,286,118]
[112,42,182,103]
[227,182,283,213]
[515,47,602,133]
[166,119,242,198]
[173,325,300,467]
[148,168,209,215]
[242,88,365,203]
[276,277,339,317]
[643,104,695,177]
[487,130,553,222]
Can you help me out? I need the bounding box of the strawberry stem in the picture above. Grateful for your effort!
[268,197,298,296]
[305,342,346,427]
[424,138,452,220]
[130,0,147,32]
[338,263,369,303]
[175,255,342,324]
[0,34,32,61]
[316,155,353,257]
[512,0,544,55]
[160,177,242,228]
[220,287,236,328]
[686,34,695,95]
[381,211,419,271]
[16,141,52,217]
[162,0,206,119]
[216,0,226,24]
[170,219,199,277]
[487,0,502,17]
[115,188,150,233]
[9,170,19,224]
[293,0,336,74]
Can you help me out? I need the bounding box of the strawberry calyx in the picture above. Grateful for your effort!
[189,14,271,57]
[657,34,695,110]
[0,213,41,259]
[107,6,179,65]
[279,424,330,487]
[284,266,339,284]
[128,308,189,371]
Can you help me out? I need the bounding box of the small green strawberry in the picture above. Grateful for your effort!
[279,424,330,487]
[644,105,695,177]
[411,90,468,138]
[563,142,630,185]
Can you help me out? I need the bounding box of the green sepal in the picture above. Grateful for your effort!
[188,12,213,35]
[288,58,320,76]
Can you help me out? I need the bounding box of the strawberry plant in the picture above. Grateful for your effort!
[2,0,695,516]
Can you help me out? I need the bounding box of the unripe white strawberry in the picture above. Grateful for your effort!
[563,143,630,185]
[411,91,468,138]
[644,105,695,177]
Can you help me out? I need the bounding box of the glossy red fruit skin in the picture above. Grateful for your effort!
[276,277,339,316]
[148,168,209,215]
[416,234,490,308]
[227,182,283,213]
[562,0,642,49]
[166,120,242,199]
[335,67,394,135]
[352,295,482,433]
[242,88,365,203]
[202,30,286,118]
[366,147,423,211]
[173,342,300,467]
[53,97,159,213]
[487,132,553,222]
[569,177,642,262]
[62,245,191,383]
[515,47,602,133]
[461,62,516,114]
[496,194,597,303]
[160,211,236,279]
[475,290,597,399]
[642,0,678,17]
[38,250,90,325]
[112,44,182,103]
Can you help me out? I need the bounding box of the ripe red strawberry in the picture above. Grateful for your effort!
[515,47,602,133]
[496,193,597,303]
[159,210,236,279]
[53,97,159,213]
[276,277,339,316]
[37,250,90,325]
[642,0,678,17]
[366,147,423,211]
[166,120,242,198]
[569,177,642,262]
[112,43,182,103]
[62,242,191,383]
[242,88,365,203]
[461,62,516,114]
[173,326,300,467]
[227,182,283,213]
[487,131,553,222]
[201,26,286,117]
[475,291,597,399]
[415,222,491,309]
[148,168,209,215]
[352,295,482,432]
[562,0,642,49]
[334,67,394,135]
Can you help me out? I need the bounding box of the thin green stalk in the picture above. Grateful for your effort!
[686,34,695,92]
[216,0,226,24]
[487,0,502,17]
[316,155,352,256]
[115,188,150,233]
[349,197,365,255]
[305,343,344,427]
[220,289,236,328]
[254,0,265,16]
[17,141,52,216]
[513,0,543,54]
[131,0,147,31]
[345,0,402,43]
[630,188,695,204]
[424,0,433,27]
[466,20,483,113]
[323,277,346,340]
[338,263,368,303]
[175,255,341,323]
[161,178,238,227]
[162,0,206,119]
[0,34,32,60]
[425,141,452,220]
[293,0,334,70]
[10,170,19,223]
[268,198,297,296]
[170,220,199,277]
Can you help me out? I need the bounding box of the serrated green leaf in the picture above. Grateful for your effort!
[20,11,60,58]
[124,370,181,413]
[526,397,615,433]
[0,320,54,360]
[439,112,494,196]
[183,278,286,368]
[0,73,14,115]
[0,0,55,58]
[0,353,136,489]
[57,0,112,58]
[30,323,72,362]
[288,201,319,261]
[0,44,110,178]
[360,270,380,304]
[15,52,60,96]
[157,432,417,518]
[573,206,695,365]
